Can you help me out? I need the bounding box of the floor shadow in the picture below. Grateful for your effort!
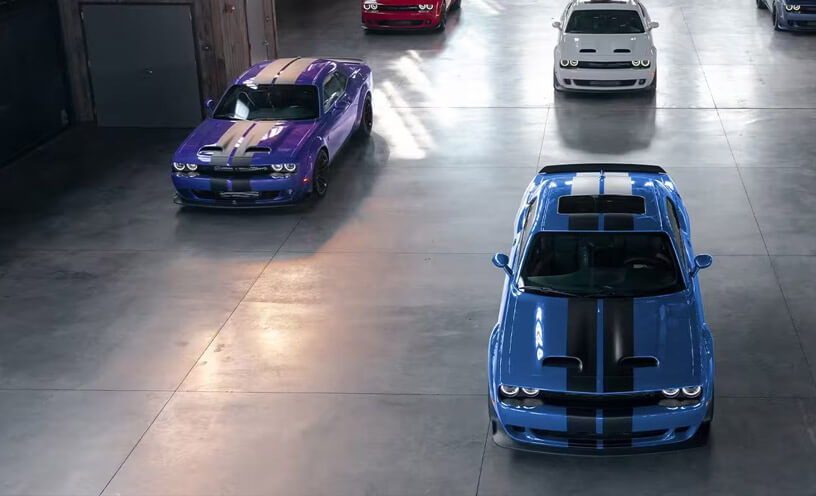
[551,92,658,154]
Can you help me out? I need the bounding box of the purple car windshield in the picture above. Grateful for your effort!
[565,10,645,34]
[213,84,319,121]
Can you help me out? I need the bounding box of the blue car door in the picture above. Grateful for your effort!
[321,71,355,155]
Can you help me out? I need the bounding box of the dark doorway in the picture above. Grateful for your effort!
[0,0,70,166]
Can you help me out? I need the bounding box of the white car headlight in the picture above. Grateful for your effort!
[364,1,377,10]
[185,163,198,171]
[785,4,794,11]
[172,162,186,172]
[569,60,578,67]
[794,4,801,10]
[681,386,702,398]
[632,60,641,67]
[282,163,298,172]
[271,164,283,172]
[521,387,539,397]
[560,59,570,68]
[640,59,651,67]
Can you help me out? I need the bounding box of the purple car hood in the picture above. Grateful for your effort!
[174,119,318,164]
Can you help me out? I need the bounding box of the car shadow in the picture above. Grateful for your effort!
[550,91,658,155]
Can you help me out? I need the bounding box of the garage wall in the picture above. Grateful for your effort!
[0,0,71,166]
[58,0,277,125]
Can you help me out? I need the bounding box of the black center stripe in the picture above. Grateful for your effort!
[602,298,635,393]
[566,299,598,392]
[566,407,596,448]
[603,213,634,230]
[601,298,635,448]
[568,214,599,230]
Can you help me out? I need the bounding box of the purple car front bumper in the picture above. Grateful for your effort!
[172,172,311,208]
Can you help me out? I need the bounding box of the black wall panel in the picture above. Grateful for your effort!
[0,0,70,166]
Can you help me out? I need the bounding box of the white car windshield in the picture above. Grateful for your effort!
[566,10,645,34]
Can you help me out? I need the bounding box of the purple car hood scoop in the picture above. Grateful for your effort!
[177,119,318,164]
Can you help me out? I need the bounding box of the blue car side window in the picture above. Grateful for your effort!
[515,199,537,271]
[666,198,689,270]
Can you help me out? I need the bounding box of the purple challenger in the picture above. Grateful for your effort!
[171,57,373,207]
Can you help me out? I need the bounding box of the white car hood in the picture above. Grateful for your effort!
[558,33,653,59]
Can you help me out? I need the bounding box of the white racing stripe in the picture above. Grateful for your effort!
[570,172,601,195]
[604,172,632,195]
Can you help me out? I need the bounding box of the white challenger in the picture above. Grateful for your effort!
[553,0,659,93]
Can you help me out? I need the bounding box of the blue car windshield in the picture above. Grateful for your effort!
[213,84,319,121]
[519,232,685,298]
[566,10,645,34]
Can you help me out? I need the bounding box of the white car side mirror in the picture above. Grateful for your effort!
[552,21,562,29]
[649,21,660,29]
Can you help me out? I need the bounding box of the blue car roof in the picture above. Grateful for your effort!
[531,164,675,233]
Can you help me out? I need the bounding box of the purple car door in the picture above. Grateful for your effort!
[321,71,356,153]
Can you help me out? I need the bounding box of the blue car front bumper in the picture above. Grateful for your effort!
[172,172,311,208]
[488,390,712,455]
[778,10,816,30]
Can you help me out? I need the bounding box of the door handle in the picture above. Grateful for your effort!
[144,68,154,75]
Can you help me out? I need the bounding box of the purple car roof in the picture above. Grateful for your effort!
[234,57,336,87]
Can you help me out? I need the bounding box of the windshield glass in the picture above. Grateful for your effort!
[566,9,645,34]
[213,84,319,121]
[519,232,685,298]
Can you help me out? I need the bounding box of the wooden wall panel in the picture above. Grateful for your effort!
[58,0,267,123]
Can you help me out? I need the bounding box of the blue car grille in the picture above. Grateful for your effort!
[529,428,669,448]
[502,391,663,408]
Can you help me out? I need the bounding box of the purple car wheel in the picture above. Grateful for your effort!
[358,96,373,137]
[312,150,330,198]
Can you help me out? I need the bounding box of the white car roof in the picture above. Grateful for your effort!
[571,0,641,11]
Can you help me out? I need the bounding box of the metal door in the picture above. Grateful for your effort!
[82,4,202,127]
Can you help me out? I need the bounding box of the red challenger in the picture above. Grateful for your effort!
[362,0,460,32]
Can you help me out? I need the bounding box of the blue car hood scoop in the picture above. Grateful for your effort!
[500,291,702,393]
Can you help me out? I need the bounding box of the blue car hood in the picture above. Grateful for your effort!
[173,119,318,165]
[500,291,702,393]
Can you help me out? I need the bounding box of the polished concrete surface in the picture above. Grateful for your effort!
[1,0,816,494]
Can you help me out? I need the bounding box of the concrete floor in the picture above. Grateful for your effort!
[2,0,816,494]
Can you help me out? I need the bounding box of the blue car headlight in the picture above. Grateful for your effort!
[499,385,520,397]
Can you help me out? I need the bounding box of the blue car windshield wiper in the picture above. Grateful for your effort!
[518,286,583,298]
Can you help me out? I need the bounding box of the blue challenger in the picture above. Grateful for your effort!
[488,164,714,454]
[758,0,816,31]
[171,57,373,207]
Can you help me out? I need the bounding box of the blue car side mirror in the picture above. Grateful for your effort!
[492,253,513,277]
[204,99,216,114]
[691,254,713,277]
